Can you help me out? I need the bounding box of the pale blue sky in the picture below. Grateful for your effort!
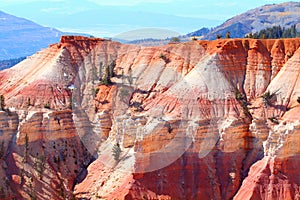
[0,0,291,37]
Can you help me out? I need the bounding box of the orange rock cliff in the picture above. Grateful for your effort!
[0,35,299,199]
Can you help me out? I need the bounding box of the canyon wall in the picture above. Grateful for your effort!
[0,36,299,199]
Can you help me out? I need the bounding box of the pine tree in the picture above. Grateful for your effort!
[0,95,5,110]
[101,60,115,86]
[226,31,231,38]
[101,64,112,85]
[250,24,300,39]
[23,134,29,163]
[112,143,122,161]
[127,67,133,86]
[216,34,222,39]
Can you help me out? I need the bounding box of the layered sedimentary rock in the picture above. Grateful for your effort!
[0,36,299,199]
[0,109,91,199]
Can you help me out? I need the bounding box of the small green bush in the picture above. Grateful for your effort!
[216,34,222,39]
[262,90,276,106]
[170,37,180,43]
[234,89,244,101]
[92,87,100,97]
[44,102,51,109]
[243,40,249,50]
[268,116,279,124]
[159,53,170,63]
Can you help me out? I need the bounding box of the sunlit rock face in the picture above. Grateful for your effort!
[0,36,300,199]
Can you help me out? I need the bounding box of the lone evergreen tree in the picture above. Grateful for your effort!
[101,60,115,86]
[112,143,122,161]
[23,134,29,163]
[0,95,5,110]
[127,67,133,86]
[226,31,231,38]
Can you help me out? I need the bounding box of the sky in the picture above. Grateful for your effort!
[0,0,291,38]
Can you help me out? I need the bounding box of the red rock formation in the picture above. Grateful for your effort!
[1,110,90,199]
[0,36,299,199]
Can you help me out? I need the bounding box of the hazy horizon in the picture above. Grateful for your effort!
[0,0,291,37]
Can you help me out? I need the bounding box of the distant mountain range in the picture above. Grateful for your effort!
[189,2,300,39]
[0,11,64,60]
[1,0,221,37]
[0,57,26,71]
[1,2,300,61]
[0,11,90,60]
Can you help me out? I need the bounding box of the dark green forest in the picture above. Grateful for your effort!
[0,57,26,70]
[246,25,300,39]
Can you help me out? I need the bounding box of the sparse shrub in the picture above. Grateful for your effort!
[286,51,294,59]
[166,124,173,133]
[127,68,133,86]
[243,40,249,50]
[27,97,31,107]
[67,103,72,109]
[170,37,180,43]
[159,53,170,63]
[262,90,276,107]
[233,88,251,118]
[216,34,222,39]
[0,141,4,159]
[192,37,198,41]
[131,101,143,112]
[262,91,271,100]
[92,87,100,97]
[101,75,112,86]
[268,116,279,124]
[234,88,244,101]
[112,143,122,162]
[241,102,250,117]
[297,97,300,104]
[159,53,166,60]
[44,102,51,109]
